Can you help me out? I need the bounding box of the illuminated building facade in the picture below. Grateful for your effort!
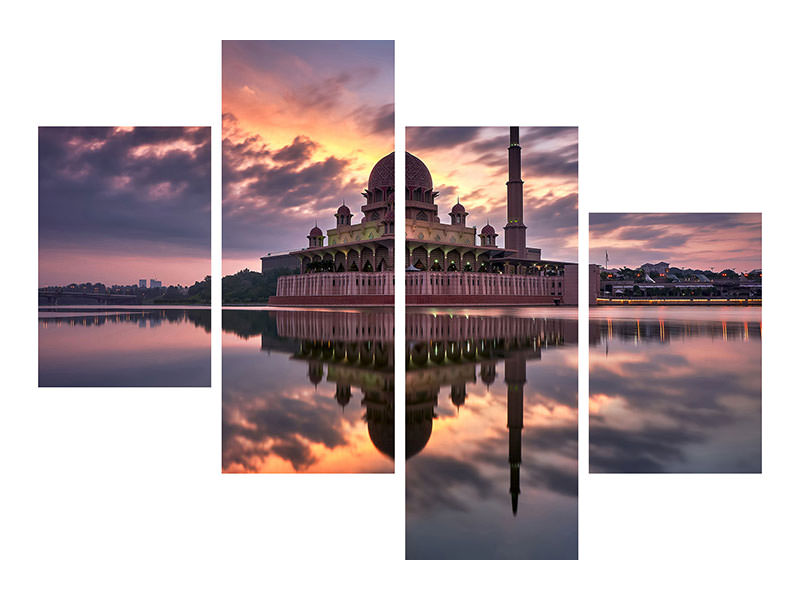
[271,127,577,306]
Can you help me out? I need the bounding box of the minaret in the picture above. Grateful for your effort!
[506,352,526,516]
[504,126,527,255]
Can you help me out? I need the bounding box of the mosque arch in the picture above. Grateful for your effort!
[411,247,428,270]
[361,247,375,270]
[446,250,461,271]
[334,251,347,272]
[346,249,360,271]
[429,248,445,271]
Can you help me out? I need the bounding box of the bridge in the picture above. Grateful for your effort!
[38,289,139,305]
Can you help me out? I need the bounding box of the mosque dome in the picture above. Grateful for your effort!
[368,419,394,459]
[406,417,433,460]
[451,200,465,213]
[406,152,433,189]
[309,226,323,236]
[335,203,351,216]
[367,151,433,191]
[481,223,496,235]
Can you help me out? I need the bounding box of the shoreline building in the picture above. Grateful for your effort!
[270,127,577,306]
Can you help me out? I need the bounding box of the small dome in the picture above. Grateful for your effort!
[309,226,323,236]
[481,223,496,235]
[336,203,351,216]
[451,201,465,213]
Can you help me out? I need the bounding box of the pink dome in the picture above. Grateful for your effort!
[367,152,433,190]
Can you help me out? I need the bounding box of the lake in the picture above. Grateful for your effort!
[222,308,395,474]
[589,306,762,473]
[38,306,211,387]
[406,308,578,560]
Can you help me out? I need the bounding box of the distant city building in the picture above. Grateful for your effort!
[589,261,761,304]
[149,279,162,289]
[138,279,147,288]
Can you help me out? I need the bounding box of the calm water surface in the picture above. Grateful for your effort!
[39,306,211,387]
[589,306,761,473]
[406,308,577,560]
[222,309,394,474]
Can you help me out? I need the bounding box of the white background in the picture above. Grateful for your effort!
[2,1,798,598]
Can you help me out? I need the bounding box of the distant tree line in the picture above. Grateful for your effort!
[39,276,211,305]
[222,268,299,304]
[154,276,211,305]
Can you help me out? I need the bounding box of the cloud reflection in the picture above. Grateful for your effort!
[589,314,761,473]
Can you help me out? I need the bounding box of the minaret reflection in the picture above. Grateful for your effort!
[406,312,576,515]
[505,352,526,516]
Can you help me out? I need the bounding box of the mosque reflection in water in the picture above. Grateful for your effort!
[222,309,394,474]
[406,310,578,560]
[589,308,762,474]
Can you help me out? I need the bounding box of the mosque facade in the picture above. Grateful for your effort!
[269,127,577,306]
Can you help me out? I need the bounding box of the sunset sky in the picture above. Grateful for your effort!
[38,126,211,287]
[589,213,762,272]
[406,127,578,263]
[222,40,394,274]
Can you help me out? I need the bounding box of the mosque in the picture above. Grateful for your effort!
[269,127,577,306]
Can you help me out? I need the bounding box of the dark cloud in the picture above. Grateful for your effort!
[222,363,354,472]
[589,335,761,473]
[590,212,760,237]
[467,127,578,179]
[589,213,762,270]
[222,119,366,254]
[405,454,495,514]
[38,126,210,256]
[355,102,394,135]
[282,66,382,112]
[272,135,318,166]
[406,127,483,151]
